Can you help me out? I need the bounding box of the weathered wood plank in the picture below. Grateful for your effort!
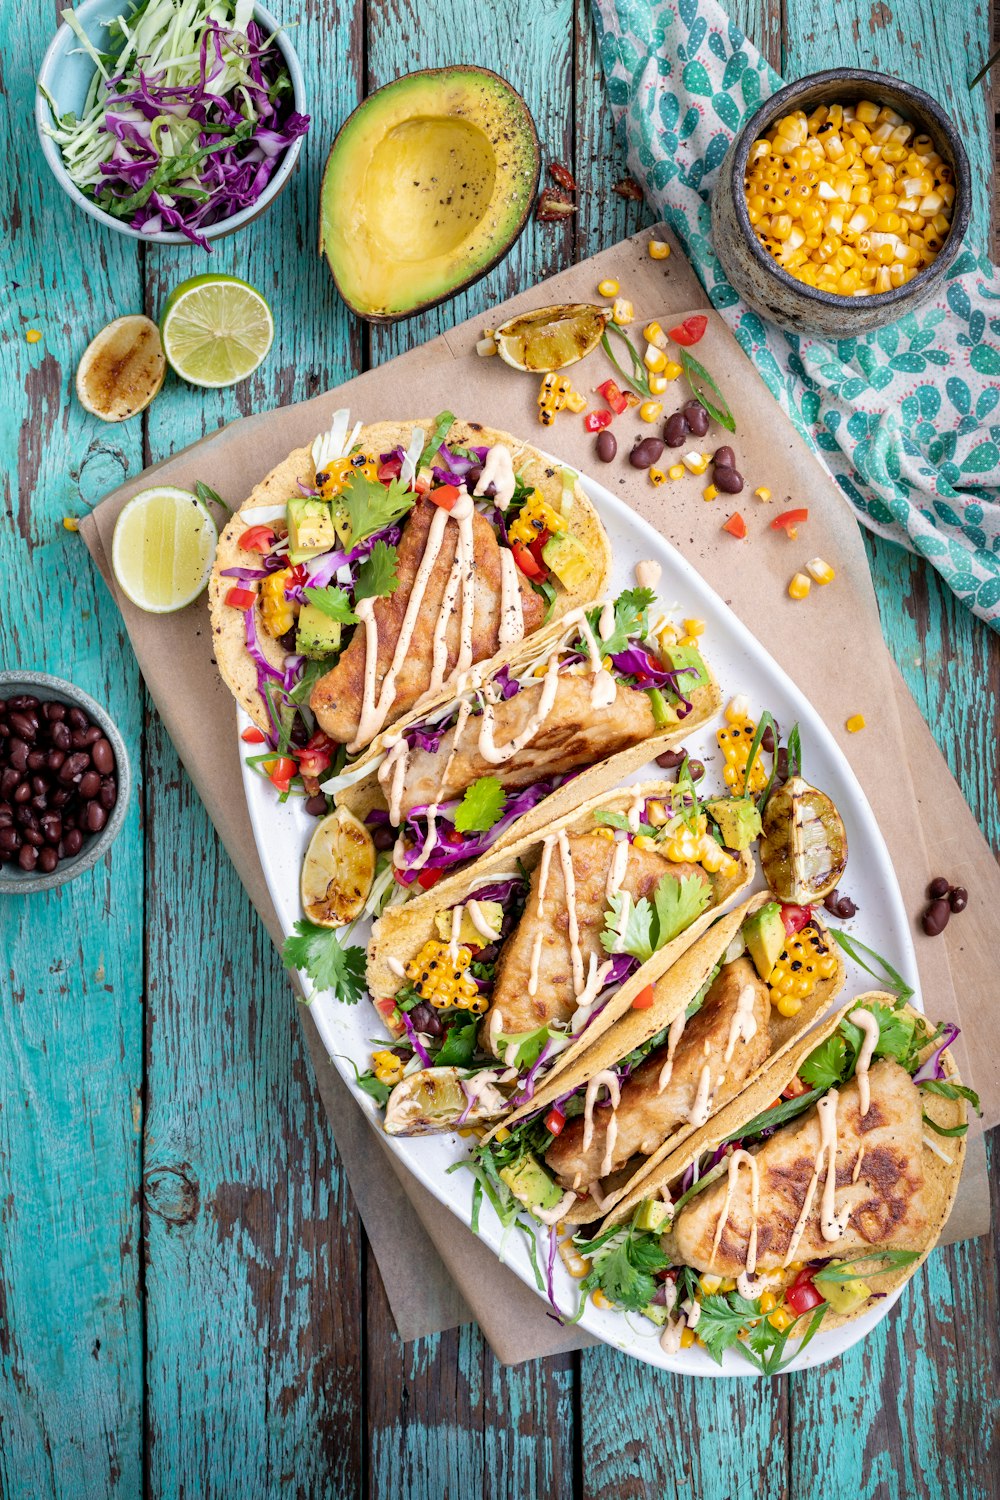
[0,12,146,1498]
[139,3,367,1491]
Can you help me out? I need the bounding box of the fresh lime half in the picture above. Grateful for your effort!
[160,273,274,388]
[112,485,218,612]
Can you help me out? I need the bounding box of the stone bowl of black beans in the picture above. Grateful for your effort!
[0,671,130,895]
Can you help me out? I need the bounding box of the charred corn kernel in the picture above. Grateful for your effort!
[317,453,379,497]
[776,994,803,1017]
[754,486,772,503]
[593,825,616,842]
[717,707,769,793]
[805,556,836,584]
[719,1278,738,1293]
[611,296,633,324]
[769,1307,795,1331]
[702,484,718,502]
[648,239,671,260]
[683,617,705,637]
[260,568,297,637]
[680,1327,697,1349]
[537,372,573,425]
[476,335,499,357]
[649,466,667,487]
[644,343,668,373]
[564,387,588,413]
[634,834,659,851]
[788,572,811,601]
[639,400,664,423]
[598,278,620,297]
[644,321,668,349]
[683,451,710,475]
[768,926,838,1009]
[663,826,702,862]
[725,694,751,723]
[648,373,669,395]
[404,940,481,1009]
[372,1050,404,1086]
[846,713,866,733]
[62,515,80,531]
[558,1239,590,1278]
[668,463,686,480]
[663,359,683,381]
[591,1289,613,1311]
[493,1125,511,1143]
[25,328,42,344]
[508,490,564,545]
[699,1273,723,1295]
[646,799,669,827]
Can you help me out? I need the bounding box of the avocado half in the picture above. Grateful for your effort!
[320,67,540,322]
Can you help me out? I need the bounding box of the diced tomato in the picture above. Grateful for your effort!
[668,315,708,346]
[781,1075,811,1101]
[266,756,297,794]
[786,1270,825,1316]
[378,458,403,483]
[544,1106,567,1137]
[512,541,545,580]
[528,528,551,572]
[584,409,614,432]
[241,726,266,744]
[596,378,628,415]
[240,524,276,553]
[225,586,257,610]
[297,730,335,780]
[780,903,813,937]
[772,507,809,539]
[631,984,655,1010]
[431,484,460,511]
[722,512,747,540]
[416,867,443,890]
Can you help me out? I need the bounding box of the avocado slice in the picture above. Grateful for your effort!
[633,1198,671,1233]
[742,901,786,982]
[706,797,763,851]
[816,1274,871,1315]
[499,1153,563,1215]
[320,68,540,321]
[296,602,342,659]
[287,497,337,564]
[541,532,590,590]
[434,901,503,948]
[661,641,711,693]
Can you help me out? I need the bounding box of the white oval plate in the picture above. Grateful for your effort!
[240,465,921,1376]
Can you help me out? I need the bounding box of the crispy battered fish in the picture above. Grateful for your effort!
[483,832,709,1044]
[310,499,545,744]
[664,1058,928,1274]
[546,958,771,1191]
[388,676,659,816]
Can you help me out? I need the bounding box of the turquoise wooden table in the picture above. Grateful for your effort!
[2,0,997,1493]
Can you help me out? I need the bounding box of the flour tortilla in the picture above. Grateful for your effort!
[208,417,612,732]
[489,892,846,1224]
[367,779,754,1087]
[599,992,968,1329]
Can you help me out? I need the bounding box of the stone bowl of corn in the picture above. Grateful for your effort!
[711,68,971,336]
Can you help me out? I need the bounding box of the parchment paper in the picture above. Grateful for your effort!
[79,226,993,1366]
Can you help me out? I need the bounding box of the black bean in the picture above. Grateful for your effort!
[44,701,66,721]
[655,747,687,769]
[62,828,84,857]
[9,695,38,711]
[98,781,117,811]
[52,721,72,751]
[91,738,114,775]
[79,771,101,800]
[31,794,48,813]
[18,844,38,872]
[9,712,37,741]
[683,401,710,436]
[38,847,58,874]
[13,781,31,805]
[629,437,665,470]
[305,794,327,818]
[0,806,10,828]
[0,827,18,853]
[9,739,29,772]
[371,824,396,851]
[27,750,45,772]
[31,775,47,795]
[687,759,705,782]
[50,788,70,808]
[595,431,617,463]
[59,752,90,785]
[713,445,736,469]
[1,768,21,798]
[67,707,88,731]
[85,802,107,833]
[760,724,776,754]
[465,465,483,491]
[775,747,789,781]
[22,828,44,848]
[40,813,62,845]
[949,886,968,914]
[476,944,499,964]
[922,898,950,936]
[713,466,745,494]
[663,411,689,447]
[837,896,858,918]
[15,805,35,828]
[927,875,950,900]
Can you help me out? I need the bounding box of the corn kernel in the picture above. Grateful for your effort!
[611,297,633,325]
[634,834,658,851]
[663,359,683,381]
[25,328,42,344]
[639,400,663,423]
[788,572,811,601]
[598,278,620,297]
[699,1274,722,1295]
[683,618,705,637]
[777,994,803,1017]
[592,826,616,842]
[680,1327,697,1349]
[643,321,667,348]
[759,1290,778,1314]
[719,1278,738,1293]
[682,451,710,475]
[754,486,772,503]
[667,463,686,480]
[846,713,866,733]
[649,466,667,487]
[648,373,669,395]
[648,239,671,260]
[702,484,718,502]
[769,1307,795,1331]
[591,1289,613,1311]
[558,1239,590,1278]
[493,1125,511,1143]
[62,516,80,531]
[644,344,668,373]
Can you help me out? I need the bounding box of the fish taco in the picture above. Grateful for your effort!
[571,992,975,1371]
[208,409,611,766]
[359,781,754,1131]
[474,892,845,1226]
[330,579,722,900]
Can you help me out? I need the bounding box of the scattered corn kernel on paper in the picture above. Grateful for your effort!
[80,221,996,1364]
[592,0,1000,628]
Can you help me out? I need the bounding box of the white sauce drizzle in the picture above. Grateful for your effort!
[851,1008,880,1118]
[817,1091,852,1242]
[487,1008,504,1056]
[781,1164,821,1269]
[477,650,562,764]
[685,1046,715,1128]
[600,1114,619,1180]
[569,954,615,1034]
[557,830,584,996]
[474,444,516,510]
[498,547,525,648]
[581,1070,621,1153]
[465,899,499,942]
[407,699,474,874]
[710,1149,760,1273]
[723,984,760,1064]
[598,601,616,642]
[627,791,645,833]
[528,933,545,998]
[681,1298,701,1329]
[659,1319,684,1355]
[386,956,406,978]
[635,559,662,592]
[534,1190,577,1226]
[736,1270,774,1300]
[379,738,410,826]
[605,837,630,901]
[657,1010,689,1093]
[449,904,463,964]
[852,1145,866,1184]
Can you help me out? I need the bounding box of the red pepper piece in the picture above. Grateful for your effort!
[240,524,276,553]
[241,726,266,744]
[225,586,257,610]
[416,867,443,890]
[544,1106,567,1136]
[584,409,614,433]
[431,484,460,511]
[549,162,579,193]
[631,984,655,1010]
[780,903,813,937]
[511,541,545,580]
[722,512,747,539]
[266,756,296,794]
[772,507,809,539]
[596,378,628,415]
[378,458,402,483]
[786,1270,825,1316]
[667,315,708,346]
[528,528,551,572]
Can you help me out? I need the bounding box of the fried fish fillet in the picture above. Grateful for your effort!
[310,499,545,744]
[664,1058,928,1274]
[483,832,710,1044]
[546,958,771,1191]
[387,675,659,816]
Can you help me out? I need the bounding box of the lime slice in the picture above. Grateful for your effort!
[112,486,218,613]
[160,274,274,388]
[494,303,611,372]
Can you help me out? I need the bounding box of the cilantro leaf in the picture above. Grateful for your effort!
[303,585,358,624]
[340,471,415,547]
[585,586,657,657]
[799,1034,849,1090]
[580,1224,669,1311]
[653,872,711,946]
[435,1017,480,1068]
[283,919,367,1004]
[496,1023,561,1071]
[354,540,399,602]
[695,1292,761,1365]
[601,873,710,961]
[454,776,508,834]
[602,890,656,962]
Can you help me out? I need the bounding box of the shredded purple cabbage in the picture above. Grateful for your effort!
[405,723,450,755]
[244,604,284,687]
[492,665,521,700]
[545,1226,561,1315]
[465,877,527,906]
[400,1011,433,1069]
[221,565,269,580]
[398,782,558,872]
[511,1040,554,1105]
[294,522,403,596]
[912,1022,960,1084]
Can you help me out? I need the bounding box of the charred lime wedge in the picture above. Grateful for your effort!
[495,303,611,372]
[384,1067,512,1136]
[301,807,375,927]
[759,775,848,904]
